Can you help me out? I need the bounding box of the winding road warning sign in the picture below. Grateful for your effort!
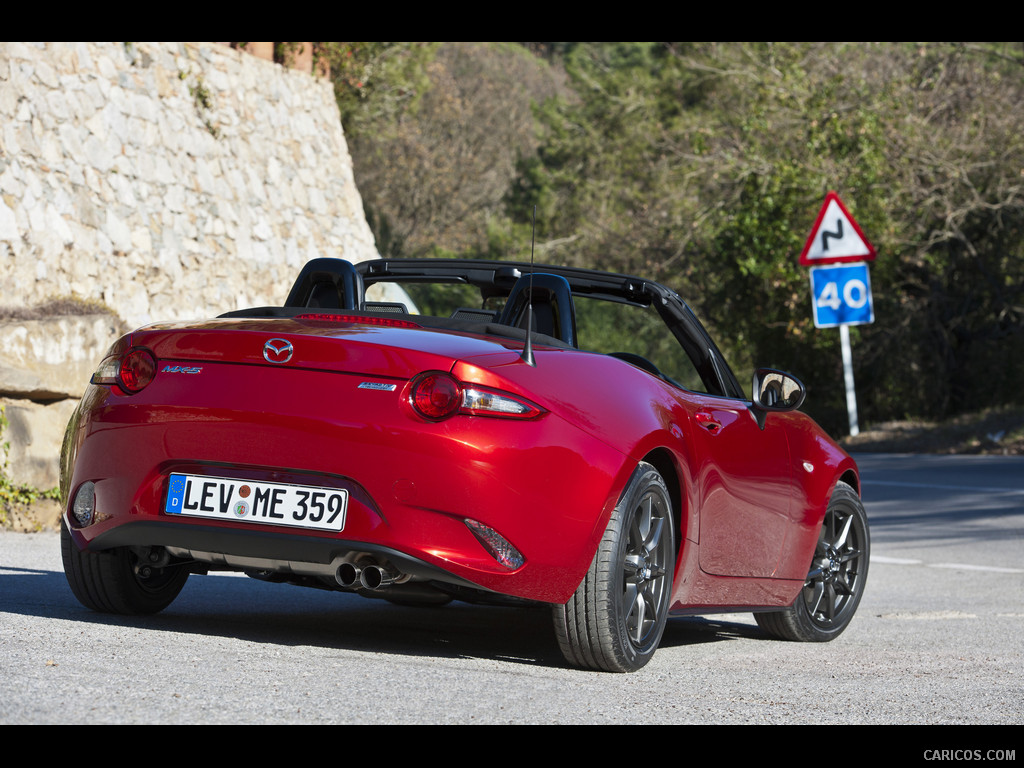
[798,191,876,266]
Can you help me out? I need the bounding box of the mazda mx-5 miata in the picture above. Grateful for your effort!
[60,257,869,672]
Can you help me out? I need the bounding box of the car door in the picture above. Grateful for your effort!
[572,288,797,579]
[680,390,796,578]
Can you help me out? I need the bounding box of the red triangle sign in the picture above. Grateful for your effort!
[799,192,877,266]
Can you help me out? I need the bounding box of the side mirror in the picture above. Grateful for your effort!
[750,368,806,429]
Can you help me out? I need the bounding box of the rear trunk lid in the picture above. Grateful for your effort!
[129,316,520,380]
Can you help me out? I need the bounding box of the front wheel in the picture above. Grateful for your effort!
[755,480,869,641]
[553,462,675,672]
[61,521,189,615]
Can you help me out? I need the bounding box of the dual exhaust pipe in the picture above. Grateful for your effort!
[335,561,401,591]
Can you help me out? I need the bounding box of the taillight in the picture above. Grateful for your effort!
[408,372,544,421]
[460,386,543,419]
[410,372,462,420]
[92,347,157,393]
[119,348,157,391]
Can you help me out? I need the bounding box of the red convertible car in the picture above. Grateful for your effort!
[60,257,869,672]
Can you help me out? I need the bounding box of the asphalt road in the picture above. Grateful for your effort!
[1,453,1022,727]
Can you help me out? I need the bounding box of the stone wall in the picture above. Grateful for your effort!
[1,42,378,327]
[0,42,380,492]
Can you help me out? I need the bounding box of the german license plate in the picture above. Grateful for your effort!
[164,473,347,532]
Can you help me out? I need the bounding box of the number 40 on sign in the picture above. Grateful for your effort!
[810,262,874,328]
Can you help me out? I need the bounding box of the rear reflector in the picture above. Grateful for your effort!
[72,481,96,526]
[464,519,525,570]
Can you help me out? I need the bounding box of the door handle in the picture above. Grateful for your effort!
[695,412,722,433]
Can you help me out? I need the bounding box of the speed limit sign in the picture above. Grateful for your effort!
[810,262,874,328]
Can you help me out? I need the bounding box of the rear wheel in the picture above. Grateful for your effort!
[61,521,188,614]
[553,462,675,672]
[755,481,869,641]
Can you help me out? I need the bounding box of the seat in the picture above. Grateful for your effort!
[284,258,364,310]
[497,273,577,347]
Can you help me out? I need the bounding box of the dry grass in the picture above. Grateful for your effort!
[0,296,118,321]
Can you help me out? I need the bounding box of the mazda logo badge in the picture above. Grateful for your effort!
[263,338,294,364]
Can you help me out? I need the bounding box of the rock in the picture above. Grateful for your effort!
[0,43,379,330]
[1,397,78,490]
[0,314,124,400]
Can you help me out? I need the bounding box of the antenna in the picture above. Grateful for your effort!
[520,206,537,366]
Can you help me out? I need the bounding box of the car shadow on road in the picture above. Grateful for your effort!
[662,615,766,647]
[5,566,752,671]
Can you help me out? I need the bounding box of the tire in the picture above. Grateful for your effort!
[553,462,675,672]
[755,481,869,642]
[61,521,188,615]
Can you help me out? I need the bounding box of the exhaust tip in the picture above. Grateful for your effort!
[360,565,387,590]
[336,563,360,588]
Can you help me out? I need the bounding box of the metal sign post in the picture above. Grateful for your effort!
[839,324,859,436]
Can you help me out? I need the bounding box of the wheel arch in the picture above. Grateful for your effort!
[640,447,685,547]
[839,468,860,496]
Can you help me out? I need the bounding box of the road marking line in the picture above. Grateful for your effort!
[929,562,1024,574]
[871,556,1023,573]
[864,479,1024,495]
[872,556,921,564]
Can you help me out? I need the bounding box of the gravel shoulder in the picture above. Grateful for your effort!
[839,404,1024,456]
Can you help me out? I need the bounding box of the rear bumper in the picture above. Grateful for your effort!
[81,519,486,591]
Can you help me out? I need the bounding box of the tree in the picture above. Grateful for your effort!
[333,42,565,259]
